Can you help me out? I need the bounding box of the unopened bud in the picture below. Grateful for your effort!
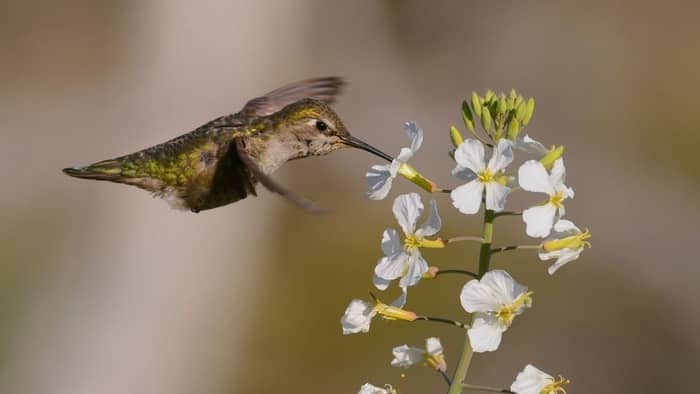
[450,126,464,147]
[471,92,482,117]
[522,97,535,125]
[540,145,564,170]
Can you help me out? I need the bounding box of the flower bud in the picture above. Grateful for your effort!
[450,126,464,147]
[506,118,520,140]
[539,145,564,170]
[375,302,417,322]
[461,100,475,132]
[471,92,482,117]
[522,97,535,125]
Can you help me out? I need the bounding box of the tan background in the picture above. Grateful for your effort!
[1,1,698,393]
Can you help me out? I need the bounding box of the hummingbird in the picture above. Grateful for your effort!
[63,77,393,213]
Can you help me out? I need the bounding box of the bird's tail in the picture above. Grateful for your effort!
[62,159,124,181]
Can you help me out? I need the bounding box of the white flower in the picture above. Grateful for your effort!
[511,364,570,394]
[341,299,376,334]
[374,193,444,305]
[340,297,417,335]
[459,270,532,352]
[359,383,396,394]
[539,219,591,274]
[366,122,423,200]
[518,158,574,238]
[450,139,513,214]
[391,337,446,371]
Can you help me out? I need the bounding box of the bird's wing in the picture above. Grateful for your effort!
[235,138,326,214]
[238,76,345,118]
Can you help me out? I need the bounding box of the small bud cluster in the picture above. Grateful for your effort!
[346,90,589,393]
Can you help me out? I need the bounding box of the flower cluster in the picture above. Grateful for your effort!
[343,90,588,393]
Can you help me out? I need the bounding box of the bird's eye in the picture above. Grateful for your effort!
[315,120,328,132]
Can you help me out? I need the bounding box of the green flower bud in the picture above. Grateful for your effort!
[485,90,495,102]
[471,92,482,117]
[523,98,535,126]
[461,100,475,132]
[480,106,493,133]
[450,126,464,147]
[540,145,564,170]
[497,95,507,115]
[506,118,520,140]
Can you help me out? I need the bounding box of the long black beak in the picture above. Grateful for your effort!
[341,135,394,162]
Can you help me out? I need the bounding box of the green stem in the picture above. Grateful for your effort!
[446,235,485,244]
[435,269,478,278]
[490,244,539,254]
[462,383,513,393]
[447,209,495,394]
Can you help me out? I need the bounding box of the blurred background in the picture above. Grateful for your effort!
[1,1,699,393]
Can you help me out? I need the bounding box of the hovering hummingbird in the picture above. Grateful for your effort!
[63,77,392,213]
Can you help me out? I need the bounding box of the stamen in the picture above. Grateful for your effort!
[477,169,494,183]
[541,375,570,393]
[549,191,564,208]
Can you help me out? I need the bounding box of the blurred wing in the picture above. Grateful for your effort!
[235,138,326,214]
[239,76,345,118]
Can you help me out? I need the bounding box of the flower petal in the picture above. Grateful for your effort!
[403,121,423,154]
[380,228,403,257]
[374,252,407,283]
[391,344,425,368]
[416,199,442,237]
[341,299,375,335]
[359,383,389,394]
[396,147,414,163]
[468,313,505,352]
[460,278,502,313]
[373,273,392,291]
[480,270,527,305]
[366,164,395,200]
[552,219,579,234]
[487,139,514,173]
[451,164,478,181]
[484,182,511,212]
[399,251,428,289]
[547,248,581,274]
[454,139,486,174]
[393,193,423,235]
[451,181,484,215]
[425,337,443,356]
[523,203,557,238]
[514,135,548,155]
[518,160,554,195]
[510,365,553,394]
[548,158,566,187]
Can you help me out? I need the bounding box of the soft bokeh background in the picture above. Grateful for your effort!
[1,1,698,393]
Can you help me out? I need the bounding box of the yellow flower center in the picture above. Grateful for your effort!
[404,235,445,251]
[477,168,494,183]
[541,375,570,394]
[543,229,592,252]
[424,353,447,371]
[548,191,565,208]
[495,291,533,326]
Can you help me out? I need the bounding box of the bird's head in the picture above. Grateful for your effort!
[270,98,393,161]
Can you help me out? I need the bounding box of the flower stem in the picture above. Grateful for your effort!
[448,209,495,394]
[415,316,469,329]
[440,369,453,386]
[446,236,485,244]
[462,383,513,393]
[494,210,522,218]
[490,244,539,254]
[435,269,478,278]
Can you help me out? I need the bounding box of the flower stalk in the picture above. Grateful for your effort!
[448,207,495,394]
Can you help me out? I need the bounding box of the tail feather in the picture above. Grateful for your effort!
[62,159,123,181]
